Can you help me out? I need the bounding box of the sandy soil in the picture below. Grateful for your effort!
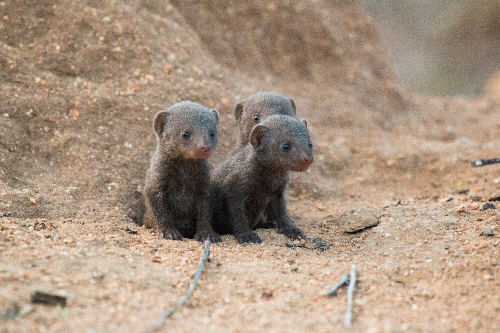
[1,1,500,332]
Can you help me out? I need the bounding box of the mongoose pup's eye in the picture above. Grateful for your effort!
[254,115,261,122]
[282,143,291,151]
[210,130,215,137]
[182,131,190,138]
[308,140,313,148]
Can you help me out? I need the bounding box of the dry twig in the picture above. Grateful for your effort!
[470,158,500,167]
[344,265,356,328]
[146,239,211,333]
[325,273,349,295]
[31,291,67,307]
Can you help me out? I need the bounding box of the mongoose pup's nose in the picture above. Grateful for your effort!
[199,146,211,153]
[303,157,313,165]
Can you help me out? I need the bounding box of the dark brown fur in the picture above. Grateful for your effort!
[234,92,296,148]
[211,115,313,244]
[233,92,298,229]
[143,101,221,242]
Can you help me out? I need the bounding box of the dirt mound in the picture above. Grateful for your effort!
[0,0,411,219]
[175,0,410,122]
[0,0,243,220]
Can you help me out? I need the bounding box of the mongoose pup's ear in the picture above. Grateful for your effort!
[153,110,169,137]
[301,119,308,128]
[234,101,245,121]
[289,98,297,116]
[249,124,268,149]
[211,109,219,124]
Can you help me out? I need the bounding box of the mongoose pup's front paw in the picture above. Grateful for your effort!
[278,224,307,240]
[237,231,263,244]
[194,229,222,243]
[159,228,184,241]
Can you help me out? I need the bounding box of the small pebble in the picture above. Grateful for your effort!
[338,208,380,233]
[164,64,173,73]
[481,228,494,236]
[126,226,138,234]
[5,302,20,319]
[20,305,32,315]
[482,203,495,210]
[489,195,500,202]
[470,202,480,210]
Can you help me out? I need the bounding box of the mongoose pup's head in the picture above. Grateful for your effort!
[249,115,313,172]
[235,92,296,145]
[153,101,219,160]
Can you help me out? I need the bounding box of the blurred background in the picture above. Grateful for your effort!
[362,0,500,97]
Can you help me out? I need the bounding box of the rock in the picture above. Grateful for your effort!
[338,208,380,233]
[439,197,454,203]
[5,302,20,320]
[31,291,67,307]
[305,237,330,252]
[470,202,480,210]
[488,195,500,202]
[453,189,470,195]
[481,228,494,236]
[482,203,495,210]
[125,226,138,234]
[285,237,330,252]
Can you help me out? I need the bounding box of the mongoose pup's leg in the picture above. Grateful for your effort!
[267,193,307,240]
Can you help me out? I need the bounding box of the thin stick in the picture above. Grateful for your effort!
[471,158,500,167]
[146,239,211,333]
[344,265,356,328]
[325,273,349,295]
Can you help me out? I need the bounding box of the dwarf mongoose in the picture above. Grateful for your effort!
[211,115,313,244]
[143,101,221,242]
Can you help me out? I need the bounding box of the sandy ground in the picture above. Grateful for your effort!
[1,1,500,332]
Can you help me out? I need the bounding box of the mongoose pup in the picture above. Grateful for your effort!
[211,115,313,244]
[233,92,298,229]
[234,92,297,148]
[143,101,221,242]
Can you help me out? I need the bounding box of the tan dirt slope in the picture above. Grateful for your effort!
[1,1,500,332]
